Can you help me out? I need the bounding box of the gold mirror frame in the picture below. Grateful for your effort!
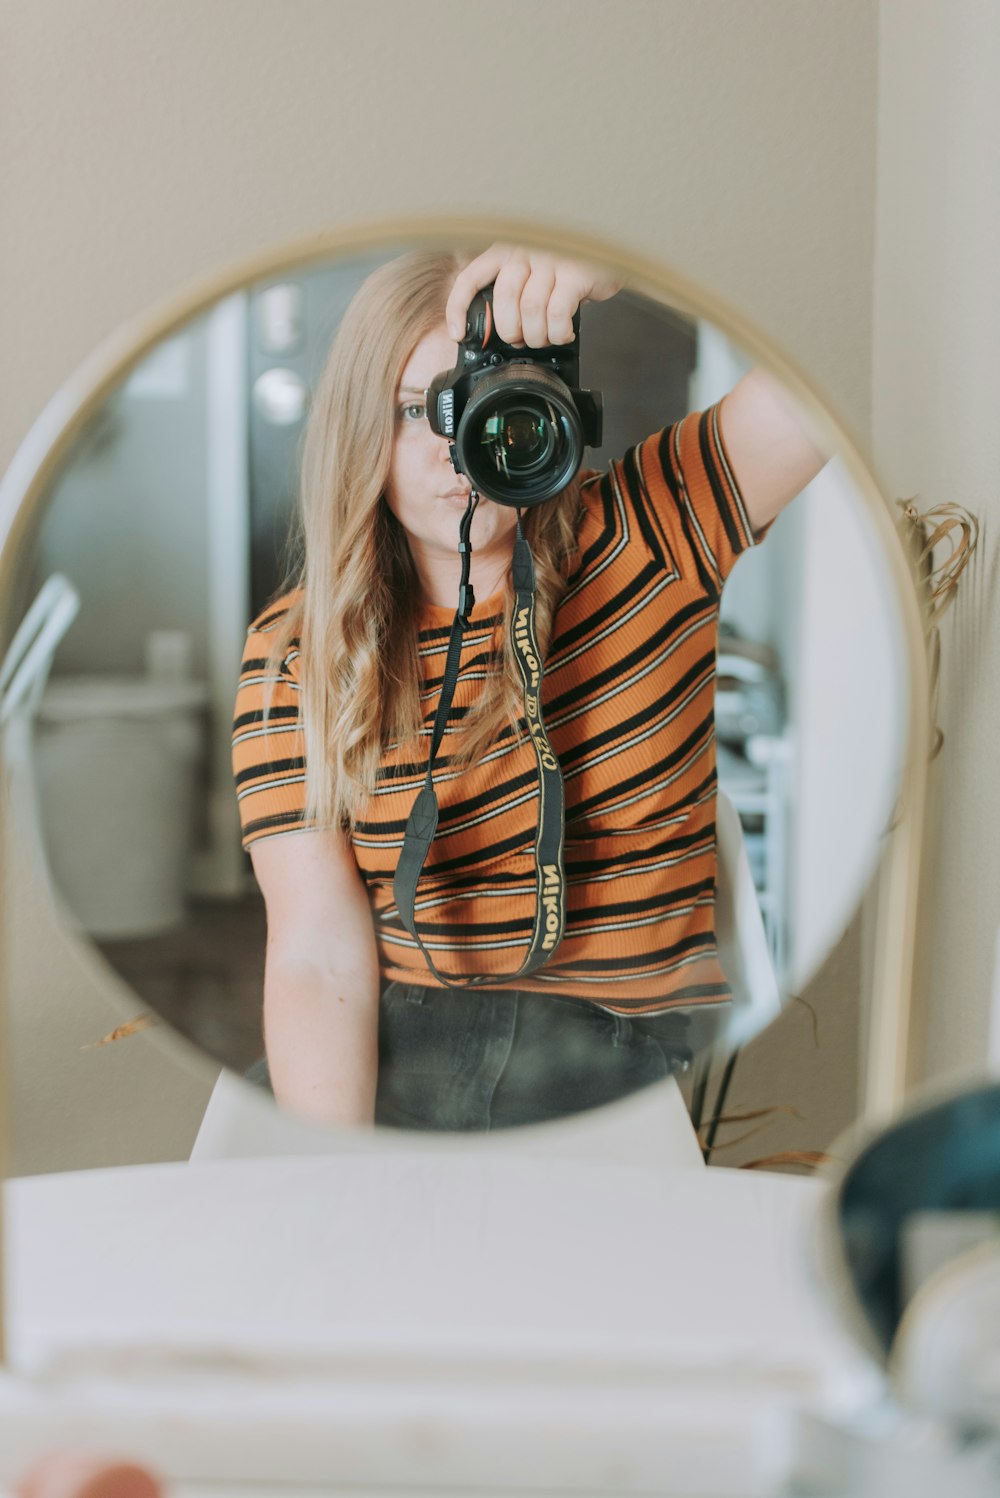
[0,214,930,1352]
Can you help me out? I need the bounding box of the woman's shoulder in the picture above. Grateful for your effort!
[246,586,305,639]
[241,588,305,681]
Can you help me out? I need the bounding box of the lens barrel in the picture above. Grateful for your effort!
[454,364,585,507]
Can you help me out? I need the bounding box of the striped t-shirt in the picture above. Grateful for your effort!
[233,401,762,1014]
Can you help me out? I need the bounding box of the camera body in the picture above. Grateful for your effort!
[426,285,603,508]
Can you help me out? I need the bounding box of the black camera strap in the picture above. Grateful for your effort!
[393,496,566,987]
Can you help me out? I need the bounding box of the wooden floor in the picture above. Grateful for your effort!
[95,890,268,1075]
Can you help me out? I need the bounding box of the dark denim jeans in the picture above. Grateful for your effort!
[247,982,693,1133]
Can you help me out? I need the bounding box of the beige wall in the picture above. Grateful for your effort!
[0,0,887,1166]
[0,0,878,469]
[873,0,1000,1084]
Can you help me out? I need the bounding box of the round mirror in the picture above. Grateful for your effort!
[0,221,926,1160]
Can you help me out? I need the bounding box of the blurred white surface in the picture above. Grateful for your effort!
[0,1150,873,1494]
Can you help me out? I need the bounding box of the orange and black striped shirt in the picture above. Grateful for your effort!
[233,402,762,1014]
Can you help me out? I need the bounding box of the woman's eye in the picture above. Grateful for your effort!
[399,402,427,424]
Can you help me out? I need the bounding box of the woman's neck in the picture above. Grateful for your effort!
[410,535,515,611]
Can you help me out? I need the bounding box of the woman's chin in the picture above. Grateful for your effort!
[471,505,518,548]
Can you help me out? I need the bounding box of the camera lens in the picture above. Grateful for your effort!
[455,366,584,506]
[479,404,560,477]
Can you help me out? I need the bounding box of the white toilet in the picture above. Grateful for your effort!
[34,673,210,938]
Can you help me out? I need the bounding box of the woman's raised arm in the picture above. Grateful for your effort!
[718,366,828,533]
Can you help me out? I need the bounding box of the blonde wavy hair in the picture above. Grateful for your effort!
[265,249,584,830]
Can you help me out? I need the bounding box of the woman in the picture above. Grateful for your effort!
[232,243,825,1131]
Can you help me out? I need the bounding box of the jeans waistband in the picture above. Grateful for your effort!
[379,980,691,1031]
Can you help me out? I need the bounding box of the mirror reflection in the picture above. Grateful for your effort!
[6,238,906,1144]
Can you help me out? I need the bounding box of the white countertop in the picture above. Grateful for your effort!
[0,1133,877,1495]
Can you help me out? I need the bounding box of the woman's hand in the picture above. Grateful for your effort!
[15,1452,162,1497]
[446,243,619,349]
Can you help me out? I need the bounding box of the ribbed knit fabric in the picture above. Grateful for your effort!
[233,401,762,1014]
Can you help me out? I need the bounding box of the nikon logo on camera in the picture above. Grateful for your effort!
[440,389,455,436]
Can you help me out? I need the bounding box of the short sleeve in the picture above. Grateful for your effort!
[634,400,765,599]
[231,608,310,849]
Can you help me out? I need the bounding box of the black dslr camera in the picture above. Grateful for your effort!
[426,284,603,508]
